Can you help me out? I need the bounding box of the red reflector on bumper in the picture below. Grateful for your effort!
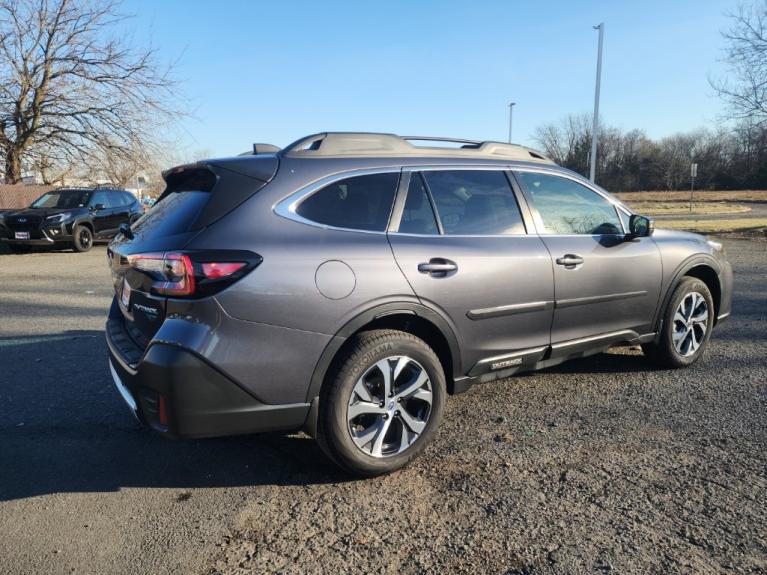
[158,394,169,426]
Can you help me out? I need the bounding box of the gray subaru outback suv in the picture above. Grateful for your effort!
[106,132,733,476]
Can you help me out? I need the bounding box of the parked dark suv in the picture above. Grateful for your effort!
[1,187,143,252]
[106,133,733,476]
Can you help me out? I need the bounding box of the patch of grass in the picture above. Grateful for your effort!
[657,218,767,233]
[628,201,751,216]
[615,190,767,203]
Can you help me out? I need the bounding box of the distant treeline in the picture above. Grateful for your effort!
[533,114,767,192]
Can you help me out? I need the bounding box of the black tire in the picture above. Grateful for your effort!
[73,225,93,252]
[316,329,446,477]
[642,277,714,368]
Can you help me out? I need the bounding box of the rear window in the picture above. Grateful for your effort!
[131,168,217,237]
[296,172,399,231]
[131,191,209,237]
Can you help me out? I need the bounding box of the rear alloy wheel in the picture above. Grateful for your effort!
[317,329,446,476]
[643,277,714,368]
[73,225,93,252]
[347,356,433,458]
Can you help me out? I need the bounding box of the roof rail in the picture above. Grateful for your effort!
[400,136,482,147]
[281,132,553,163]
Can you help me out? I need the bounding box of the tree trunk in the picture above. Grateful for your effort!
[4,147,22,184]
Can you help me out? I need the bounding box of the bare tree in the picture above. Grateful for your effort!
[0,0,182,183]
[711,2,767,124]
[533,113,593,170]
[531,112,767,191]
[86,140,149,187]
[26,146,76,184]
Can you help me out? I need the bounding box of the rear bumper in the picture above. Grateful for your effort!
[106,334,311,439]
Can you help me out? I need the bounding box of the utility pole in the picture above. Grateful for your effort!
[590,23,604,183]
[689,162,698,212]
[508,102,516,143]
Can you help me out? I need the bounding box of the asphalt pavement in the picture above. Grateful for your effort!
[0,240,765,574]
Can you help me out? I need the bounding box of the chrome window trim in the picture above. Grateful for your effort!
[390,231,534,238]
[402,164,514,173]
[273,167,402,235]
[273,163,636,237]
[512,167,631,236]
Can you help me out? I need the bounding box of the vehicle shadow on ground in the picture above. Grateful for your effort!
[0,321,752,502]
[540,348,656,375]
[0,330,348,502]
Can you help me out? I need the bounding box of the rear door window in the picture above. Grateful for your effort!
[420,170,526,235]
[90,191,112,209]
[106,191,122,208]
[296,172,399,232]
[399,173,439,235]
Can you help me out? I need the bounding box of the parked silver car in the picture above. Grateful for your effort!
[106,133,733,476]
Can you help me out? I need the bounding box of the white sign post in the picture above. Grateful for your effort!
[689,163,698,213]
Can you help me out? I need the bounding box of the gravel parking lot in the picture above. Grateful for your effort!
[0,239,765,575]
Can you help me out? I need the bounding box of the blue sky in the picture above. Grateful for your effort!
[122,0,734,157]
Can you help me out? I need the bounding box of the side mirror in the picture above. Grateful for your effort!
[628,214,654,238]
[118,222,134,239]
[91,203,106,211]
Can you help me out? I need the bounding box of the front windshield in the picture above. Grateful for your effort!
[31,189,92,209]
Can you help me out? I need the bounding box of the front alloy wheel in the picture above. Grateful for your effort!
[643,276,715,368]
[672,291,709,357]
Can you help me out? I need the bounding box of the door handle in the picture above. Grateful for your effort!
[555,254,584,267]
[418,258,457,277]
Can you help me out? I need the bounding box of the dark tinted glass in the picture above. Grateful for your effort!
[90,190,112,208]
[399,173,439,234]
[119,192,134,207]
[109,191,124,207]
[131,191,209,237]
[515,172,622,235]
[296,172,399,232]
[31,189,92,209]
[422,170,525,235]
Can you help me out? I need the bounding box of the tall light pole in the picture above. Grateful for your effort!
[589,23,604,183]
[508,102,516,143]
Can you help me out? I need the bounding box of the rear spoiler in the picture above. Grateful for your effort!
[159,155,279,229]
[237,143,281,156]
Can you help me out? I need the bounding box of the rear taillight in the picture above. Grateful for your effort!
[126,250,260,298]
[202,262,246,279]
[127,252,195,296]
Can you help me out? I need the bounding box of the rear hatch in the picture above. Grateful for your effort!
[108,155,277,349]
